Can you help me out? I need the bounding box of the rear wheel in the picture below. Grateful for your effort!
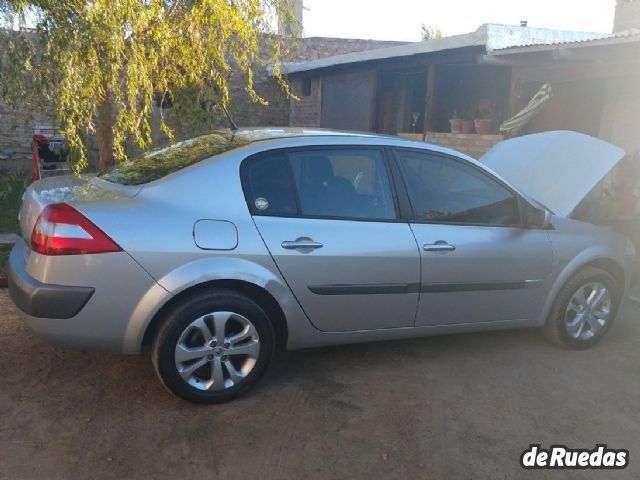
[152,289,275,404]
[543,267,620,349]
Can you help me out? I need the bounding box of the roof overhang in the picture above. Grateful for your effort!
[269,24,605,76]
[492,28,640,56]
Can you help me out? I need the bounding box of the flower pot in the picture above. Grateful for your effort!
[474,118,493,135]
[460,120,475,134]
[449,118,462,134]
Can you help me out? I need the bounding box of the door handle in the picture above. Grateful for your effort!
[281,238,324,250]
[423,241,456,252]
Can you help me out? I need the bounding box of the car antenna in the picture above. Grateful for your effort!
[222,105,239,132]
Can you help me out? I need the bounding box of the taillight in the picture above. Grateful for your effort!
[31,203,122,255]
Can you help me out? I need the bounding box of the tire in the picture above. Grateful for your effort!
[152,289,275,404]
[543,267,621,349]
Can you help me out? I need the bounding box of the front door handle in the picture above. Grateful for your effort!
[423,241,456,252]
[281,238,324,250]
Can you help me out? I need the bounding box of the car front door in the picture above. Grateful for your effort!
[392,148,553,327]
[242,147,420,332]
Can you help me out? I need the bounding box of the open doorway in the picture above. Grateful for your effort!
[375,70,426,135]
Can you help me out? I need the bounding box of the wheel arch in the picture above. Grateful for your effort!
[141,279,289,351]
[537,255,627,327]
[584,258,626,298]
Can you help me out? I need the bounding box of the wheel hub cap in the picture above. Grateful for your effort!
[174,311,260,391]
[565,281,611,341]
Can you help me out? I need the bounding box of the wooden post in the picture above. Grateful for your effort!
[508,66,523,117]
[423,63,437,140]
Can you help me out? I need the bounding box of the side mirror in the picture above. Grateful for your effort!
[523,203,551,229]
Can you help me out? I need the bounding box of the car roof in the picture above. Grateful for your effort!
[230,127,477,161]
[232,127,382,142]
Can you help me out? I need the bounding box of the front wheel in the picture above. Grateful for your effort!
[543,267,621,349]
[152,289,275,404]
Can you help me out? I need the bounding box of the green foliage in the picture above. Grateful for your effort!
[0,0,296,171]
[420,24,444,41]
[0,169,30,234]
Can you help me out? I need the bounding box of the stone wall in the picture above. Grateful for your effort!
[398,132,504,159]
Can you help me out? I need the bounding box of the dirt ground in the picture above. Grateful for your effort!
[1,290,639,480]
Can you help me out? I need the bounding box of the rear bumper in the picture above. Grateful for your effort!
[9,245,95,319]
[6,240,171,354]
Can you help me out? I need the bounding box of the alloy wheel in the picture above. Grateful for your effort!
[174,311,260,391]
[565,282,612,341]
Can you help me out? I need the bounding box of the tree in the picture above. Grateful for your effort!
[420,23,443,41]
[0,0,296,171]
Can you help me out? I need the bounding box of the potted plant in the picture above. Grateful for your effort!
[449,110,462,134]
[460,114,475,134]
[474,106,494,135]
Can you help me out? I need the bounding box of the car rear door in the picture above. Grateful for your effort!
[392,147,553,327]
[242,146,420,332]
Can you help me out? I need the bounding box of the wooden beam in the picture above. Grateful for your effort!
[508,66,523,117]
[423,63,437,138]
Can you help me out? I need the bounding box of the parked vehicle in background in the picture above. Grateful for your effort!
[7,128,636,403]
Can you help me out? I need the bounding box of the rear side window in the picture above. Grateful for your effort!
[242,153,297,215]
[288,149,396,220]
[395,149,520,226]
[242,148,397,221]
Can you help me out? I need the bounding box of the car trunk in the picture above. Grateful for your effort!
[19,175,142,244]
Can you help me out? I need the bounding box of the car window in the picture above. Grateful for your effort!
[288,149,396,220]
[242,152,297,215]
[100,131,249,185]
[395,149,520,226]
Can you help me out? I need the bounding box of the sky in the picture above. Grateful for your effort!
[303,0,617,41]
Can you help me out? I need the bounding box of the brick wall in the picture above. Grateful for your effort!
[290,75,322,127]
[286,37,407,129]
[240,37,407,130]
[398,132,504,159]
[0,101,53,173]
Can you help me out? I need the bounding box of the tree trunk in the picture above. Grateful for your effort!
[96,96,114,171]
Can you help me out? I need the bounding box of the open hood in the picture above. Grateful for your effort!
[481,131,625,217]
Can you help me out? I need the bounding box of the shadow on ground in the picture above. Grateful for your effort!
[1,291,639,479]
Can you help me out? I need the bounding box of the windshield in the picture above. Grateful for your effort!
[99,131,248,185]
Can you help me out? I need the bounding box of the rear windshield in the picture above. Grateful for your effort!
[99,131,248,185]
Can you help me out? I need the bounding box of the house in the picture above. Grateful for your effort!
[488,29,640,154]
[280,0,640,158]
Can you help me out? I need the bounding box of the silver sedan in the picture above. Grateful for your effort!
[8,128,636,403]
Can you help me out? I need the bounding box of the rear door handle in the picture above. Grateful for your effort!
[423,241,456,252]
[281,238,324,250]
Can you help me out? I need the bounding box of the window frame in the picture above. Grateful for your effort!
[389,147,526,228]
[240,145,403,223]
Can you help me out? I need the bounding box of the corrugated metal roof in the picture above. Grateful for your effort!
[272,24,606,75]
[492,28,640,54]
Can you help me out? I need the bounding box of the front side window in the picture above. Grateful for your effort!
[288,149,396,220]
[395,149,520,226]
